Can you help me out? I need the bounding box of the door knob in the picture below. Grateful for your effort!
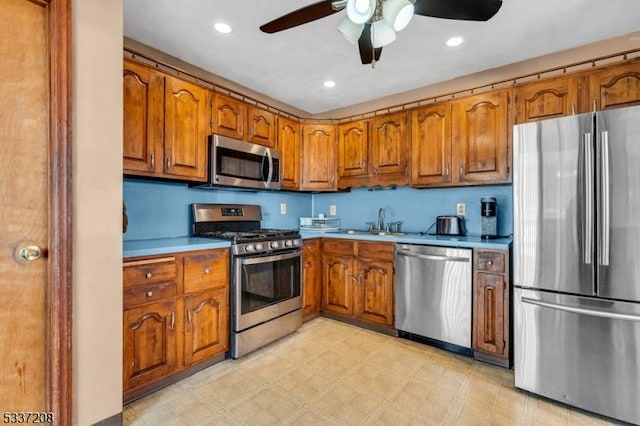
[16,244,43,262]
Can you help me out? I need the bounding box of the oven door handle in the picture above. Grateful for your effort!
[240,251,301,265]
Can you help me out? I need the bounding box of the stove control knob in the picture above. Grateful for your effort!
[245,244,255,252]
[284,240,292,247]
[270,241,279,249]
[255,243,263,251]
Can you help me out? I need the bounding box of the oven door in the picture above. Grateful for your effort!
[234,250,301,331]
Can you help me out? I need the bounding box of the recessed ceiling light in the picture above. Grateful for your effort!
[446,36,464,47]
[323,80,336,88]
[214,22,232,34]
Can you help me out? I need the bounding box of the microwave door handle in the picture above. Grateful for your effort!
[264,148,274,188]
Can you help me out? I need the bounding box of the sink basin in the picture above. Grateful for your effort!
[341,229,406,237]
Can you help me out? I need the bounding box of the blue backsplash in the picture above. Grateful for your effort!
[312,185,513,237]
[124,179,513,240]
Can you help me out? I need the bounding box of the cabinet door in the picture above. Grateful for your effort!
[370,112,409,184]
[411,103,452,187]
[277,116,300,190]
[589,60,640,111]
[338,120,369,179]
[247,106,276,147]
[302,240,322,319]
[301,123,337,191]
[322,254,354,316]
[356,260,394,327]
[184,289,229,366]
[473,272,506,357]
[514,76,582,124]
[163,76,208,181]
[123,299,177,392]
[123,59,164,175]
[212,93,246,139]
[454,90,510,184]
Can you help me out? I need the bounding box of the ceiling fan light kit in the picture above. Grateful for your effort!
[383,0,414,31]
[259,0,502,65]
[347,0,377,24]
[371,19,396,48]
[338,16,365,44]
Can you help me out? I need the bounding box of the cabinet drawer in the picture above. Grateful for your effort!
[322,239,355,255]
[357,241,394,261]
[303,238,321,252]
[123,257,177,288]
[475,250,506,273]
[183,249,229,293]
[124,281,177,309]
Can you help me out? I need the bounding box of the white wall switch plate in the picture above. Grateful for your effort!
[280,203,287,215]
[329,205,336,216]
[456,203,466,216]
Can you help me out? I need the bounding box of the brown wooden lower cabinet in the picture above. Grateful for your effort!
[472,248,510,365]
[123,248,229,401]
[321,239,394,328]
[302,239,322,319]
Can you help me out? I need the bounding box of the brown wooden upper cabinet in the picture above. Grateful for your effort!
[123,58,209,182]
[454,89,511,185]
[589,59,640,111]
[337,120,369,187]
[211,93,246,140]
[369,112,410,186]
[300,123,337,191]
[411,103,453,187]
[277,116,301,190]
[212,93,277,148]
[514,75,585,124]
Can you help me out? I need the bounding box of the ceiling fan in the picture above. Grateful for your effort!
[260,0,503,65]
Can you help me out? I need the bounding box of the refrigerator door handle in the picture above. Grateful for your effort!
[599,131,611,266]
[583,133,594,265]
[521,297,640,322]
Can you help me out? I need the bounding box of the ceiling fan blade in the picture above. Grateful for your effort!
[260,1,340,33]
[413,0,503,21]
[358,24,383,65]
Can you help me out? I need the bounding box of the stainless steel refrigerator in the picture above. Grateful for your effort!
[513,105,640,424]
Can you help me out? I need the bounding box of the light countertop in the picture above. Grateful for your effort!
[301,230,512,250]
[123,237,231,258]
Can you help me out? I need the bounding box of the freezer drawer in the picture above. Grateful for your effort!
[514,288,640,424]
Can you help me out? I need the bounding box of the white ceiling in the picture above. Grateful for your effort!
[123,0,640,115]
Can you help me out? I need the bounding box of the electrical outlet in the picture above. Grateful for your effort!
[280,203,287,215]
[456,202,466,216]
[329,205,337,216]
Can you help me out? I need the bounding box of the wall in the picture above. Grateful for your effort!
[124,179,312,240]
[124,179,512,239]
[313,185,513,237]
[73,0,123,424]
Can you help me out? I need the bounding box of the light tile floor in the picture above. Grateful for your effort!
[124,317,617,425]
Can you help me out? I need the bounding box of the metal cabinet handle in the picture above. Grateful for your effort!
[150,152,155,168]
[169,311,175,329]
[459,163,465,176]
[146,290,153,297]
[187,308,192,324]
[444,164,449,177]
[145,272,152,279]
[487,260,493,266]
[204,268,210,275]
[166,156,171,170]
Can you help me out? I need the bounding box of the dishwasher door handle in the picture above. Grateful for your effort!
[397,252,470,263]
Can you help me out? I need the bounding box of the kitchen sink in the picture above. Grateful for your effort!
[339,229,406,237]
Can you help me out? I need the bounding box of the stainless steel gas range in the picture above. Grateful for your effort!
[192,203,302,358]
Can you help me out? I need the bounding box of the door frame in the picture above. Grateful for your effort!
[44,0,72,423]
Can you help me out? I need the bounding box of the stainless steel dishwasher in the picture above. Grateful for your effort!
[395,244,472,352]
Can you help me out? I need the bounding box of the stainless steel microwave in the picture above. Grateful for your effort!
[202,134,281,190]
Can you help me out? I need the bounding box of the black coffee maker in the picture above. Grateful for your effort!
[481,197,497,239]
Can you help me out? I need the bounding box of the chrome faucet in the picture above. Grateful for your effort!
[376,208,385,231]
